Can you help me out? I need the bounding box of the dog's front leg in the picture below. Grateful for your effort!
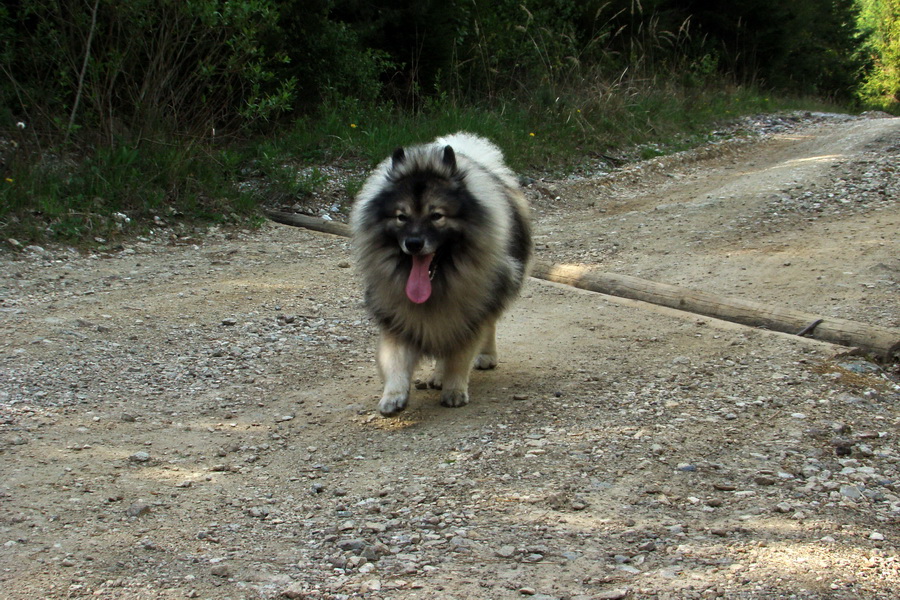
[376,334,419,416]
[473,318,499,370]
[438,343,481,408]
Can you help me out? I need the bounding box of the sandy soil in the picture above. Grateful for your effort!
[1,114,899,600]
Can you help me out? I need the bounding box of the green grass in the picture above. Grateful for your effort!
[0,79,849,248]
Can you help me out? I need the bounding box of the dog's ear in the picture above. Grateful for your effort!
[442,145,457,172]
[391,147,406,169]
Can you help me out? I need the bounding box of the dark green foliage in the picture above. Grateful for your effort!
[0,0,889,246]
[271,0,390,108]
[0,0,296,142]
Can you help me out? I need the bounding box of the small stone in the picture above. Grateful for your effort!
[210,564,230,578]
[832,438,854,456]
[139,537,160,550]
[869,532,885,541]
[774,502,792,513]
[365,521,388,533]
[126,501,151,517]
[282,583,307,599]
[247,506,270,519]
[337,538,366,552]
[840,485,863,500]
[129,451,151,463]
[497,544,517,558]
[337,261,351,268]
[518,587,536,596]
[221,318,237,326]
[595,589,630,600]
[676,463,697,472]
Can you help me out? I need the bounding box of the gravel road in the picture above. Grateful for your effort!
[1,112,899,599]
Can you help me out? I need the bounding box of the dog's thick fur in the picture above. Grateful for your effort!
[350,132,532,416]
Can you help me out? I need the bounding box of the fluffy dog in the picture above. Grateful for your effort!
[350,133,532,416]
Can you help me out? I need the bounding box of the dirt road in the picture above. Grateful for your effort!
[1,114,899,599]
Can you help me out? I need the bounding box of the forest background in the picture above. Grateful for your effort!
[0,0,897,245]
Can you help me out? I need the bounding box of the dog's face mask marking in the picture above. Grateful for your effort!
[389,191,454,304]
[383,146,464,303]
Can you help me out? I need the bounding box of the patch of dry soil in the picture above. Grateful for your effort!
[1,114,899,600]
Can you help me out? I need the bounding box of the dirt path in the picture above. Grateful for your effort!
[1,114,899,600]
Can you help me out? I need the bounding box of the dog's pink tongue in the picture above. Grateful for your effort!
[406,253,434,304]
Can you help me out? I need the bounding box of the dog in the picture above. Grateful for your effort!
[350,132,532,416]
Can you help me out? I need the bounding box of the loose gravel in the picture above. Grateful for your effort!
[1,112,898,600]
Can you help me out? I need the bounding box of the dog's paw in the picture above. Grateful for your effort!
[427,373,443,389]
[378,392,408,417]
[440,389,469,408]
[473,353,498,370]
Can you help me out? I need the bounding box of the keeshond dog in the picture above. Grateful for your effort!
[350,132,532,416]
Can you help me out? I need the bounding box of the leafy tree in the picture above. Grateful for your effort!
[857,0,900,108]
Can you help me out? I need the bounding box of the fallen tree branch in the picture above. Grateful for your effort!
[264,209,900,361]
[530,262,900,361]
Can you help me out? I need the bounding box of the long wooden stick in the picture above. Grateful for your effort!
[265,209,900,360]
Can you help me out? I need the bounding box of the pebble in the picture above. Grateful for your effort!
[337,538,366,552]
[126,501,151,517]
[210,564,230,578]
[840,485,863,500]
[129,451,151,463]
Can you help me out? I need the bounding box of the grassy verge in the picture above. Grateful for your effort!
[1,82,847,249]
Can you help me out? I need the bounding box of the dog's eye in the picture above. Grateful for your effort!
[396,214,409,223]
[430,212,445,222]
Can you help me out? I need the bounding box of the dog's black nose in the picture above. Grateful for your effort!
[404,237,424,254]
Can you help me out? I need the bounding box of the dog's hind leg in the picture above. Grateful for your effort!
[376,334,419,416]
[473,318,499,370]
